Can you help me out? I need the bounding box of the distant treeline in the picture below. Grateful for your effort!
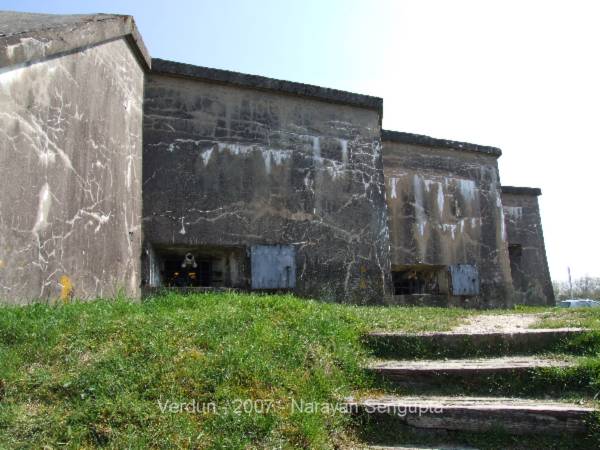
[553,276,600,300]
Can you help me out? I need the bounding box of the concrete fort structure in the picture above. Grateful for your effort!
[501,186,555,306]
[142,59,390,303]
[0,11,554,307]
[0,12,149,303]
[382,131,513,308]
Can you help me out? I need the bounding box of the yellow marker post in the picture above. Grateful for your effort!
[59,275,73,303]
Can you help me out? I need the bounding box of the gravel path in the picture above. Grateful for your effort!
[452,313,541,333]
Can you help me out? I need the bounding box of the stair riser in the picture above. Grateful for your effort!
[365,330,590,359]
[354,411,598,449]
[372,368,539,387]
[350,405,593,435]
[369,367,588,397]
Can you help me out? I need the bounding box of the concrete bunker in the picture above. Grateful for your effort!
[142,59,390,304]
[382,130,514,308]
[0,12,150,303]
[0,11,555,308]
[501,186,554,306]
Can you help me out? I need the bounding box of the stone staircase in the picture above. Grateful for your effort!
[367,356,575,386]
[350,325,597,449]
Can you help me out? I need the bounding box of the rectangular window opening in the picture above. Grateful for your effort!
[143,244,248,289]
[392,265,449,295]
[508,243,524,290]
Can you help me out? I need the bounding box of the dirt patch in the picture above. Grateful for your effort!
[452,314,541,334]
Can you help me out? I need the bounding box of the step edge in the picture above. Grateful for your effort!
[366,328,588,338]
[366,360,577,371]
[344,397,596,412]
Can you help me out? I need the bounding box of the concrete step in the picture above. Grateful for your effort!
[347,395,595,435]
[368,356,575,387]
[364,328,588,359]
[368,446,478,450]
[368,447,478,450]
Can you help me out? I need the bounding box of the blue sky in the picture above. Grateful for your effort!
[3,1,599,281]
[3,0,393,90]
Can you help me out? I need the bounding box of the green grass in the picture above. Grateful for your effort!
[532,308,600,330]
[2,294,600,449]
[0,292,469,449]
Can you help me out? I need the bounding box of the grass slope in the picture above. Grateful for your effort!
[0,292,467,449]
[2,293,600,449]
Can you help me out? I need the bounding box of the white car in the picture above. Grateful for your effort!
[559,299,600,308]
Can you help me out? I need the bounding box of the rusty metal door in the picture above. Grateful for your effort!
[450,264,480,296]
[250,245,296,289]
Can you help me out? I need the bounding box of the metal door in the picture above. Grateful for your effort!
[450,264,480,296]
[250,245,296,289]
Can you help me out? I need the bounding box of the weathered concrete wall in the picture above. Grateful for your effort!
[0,12,552,309]
[0,37,144,303]
[502,187,554,306]
[143,62,391,303]
[382,131,514,308]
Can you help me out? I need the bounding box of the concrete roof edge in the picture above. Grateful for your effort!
[122,15,151,71]
[0,11,151,71]
[150,58,383,114]
[501,186,542,196]
[381,129,502,157]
